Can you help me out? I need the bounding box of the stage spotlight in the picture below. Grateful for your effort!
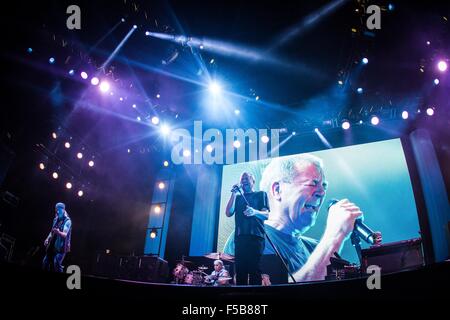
[66,182,72,190]
[99,81,110,92]
[27,48,33,53]
[39,163,45,170]
[49,57,55,64]
[255,96,260,101]
[402,111,409,119]
[206,144,213,153]
[209,82,222,95]
[200,45,204,50]
[362,57,369,64]
[338,80,343,85]
[158,182,165,190]
[145,31,150,36]
[292,131,296,136]
[437,60,448,72]
[76,152,83,159]
[52,132,57,139]
[149,229,157,239]
[210,59,215,64]
[127,149,131,154]
[52,172,59,179]
[183,149,191,157]
[426,41,431,46]
[68,69,75,76]
[132,104,137,109]
[91,77,99,86]
[234,109,240,115]
[156,94,161,99]
[64,142,71,149]
[80,71,88,79]
[314,128,319,133]
[434,78,440,85]
[261,135,269,144]
[161,124,170,136]
[357,87,363,94]
[233,140,241,149]
[359,120,363,124]
[151,116,160,125]
[136,116,141,122]
[371,116,380,125]
[119,97,124,101]
[388,3,394,11]
[154,205,161,214]
[88,160,94,167]
[426,108,434,116]
[163,161,169,167]
[133,25,137,29]
[341,121,350,130]
[77,190,84,197]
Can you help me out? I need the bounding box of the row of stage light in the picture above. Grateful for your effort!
[37,132,97,197]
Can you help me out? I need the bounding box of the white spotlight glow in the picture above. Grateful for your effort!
[78,190,84,197]
[402,111,409,119]
[52,172,58,179]
[161,124,170,136]
[158,182,165,190]
[233,140,241,148]
[209,82,222,95]
[437,60,448,72]
[99,81,110,93]
[261,135,269,144]
[151,116,160,125]
[64,142,71,149]
[80,71,88,79]
[426,108,434,116]
[77,152,83,159]
[183,149,191,157]
[434,78,440,85]
[342,121,350,130]
[39,163,45,170]
[371,116,380,125]
[91,77,99,86]
[52,132,57,139]
[206,144,213,153]
[88,160,94,167]
[163,161,169,167]
[66,182,72,189]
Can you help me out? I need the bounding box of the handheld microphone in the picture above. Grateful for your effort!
[327,199,376,245]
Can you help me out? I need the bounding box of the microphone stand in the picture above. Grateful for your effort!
[236,187,297,283]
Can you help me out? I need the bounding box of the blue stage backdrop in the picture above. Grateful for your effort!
[217,138,421,264]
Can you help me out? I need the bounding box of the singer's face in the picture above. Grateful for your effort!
[240,173,254,192]
[280,164,327,232]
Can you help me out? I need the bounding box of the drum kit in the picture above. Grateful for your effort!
[173,252,234,286]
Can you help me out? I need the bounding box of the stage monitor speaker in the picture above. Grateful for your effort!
[361,238,424,273]
[137,256,169,283]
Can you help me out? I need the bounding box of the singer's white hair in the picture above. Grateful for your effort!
[214,260,224,266]
[259,154,324,197]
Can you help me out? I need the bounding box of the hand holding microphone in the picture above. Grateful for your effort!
[327,199,381,245]
[231,183,241,193]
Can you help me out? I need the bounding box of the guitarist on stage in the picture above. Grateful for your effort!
[42,202,72,272]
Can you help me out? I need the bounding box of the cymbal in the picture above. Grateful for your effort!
[204,252,235,261]
[176,259,194,265]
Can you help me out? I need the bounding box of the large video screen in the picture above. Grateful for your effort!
[217,138,421,268]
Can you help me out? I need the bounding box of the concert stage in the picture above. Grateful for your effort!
[1,0,450,312]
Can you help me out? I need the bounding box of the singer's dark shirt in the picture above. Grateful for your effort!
[234,191,270,239]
